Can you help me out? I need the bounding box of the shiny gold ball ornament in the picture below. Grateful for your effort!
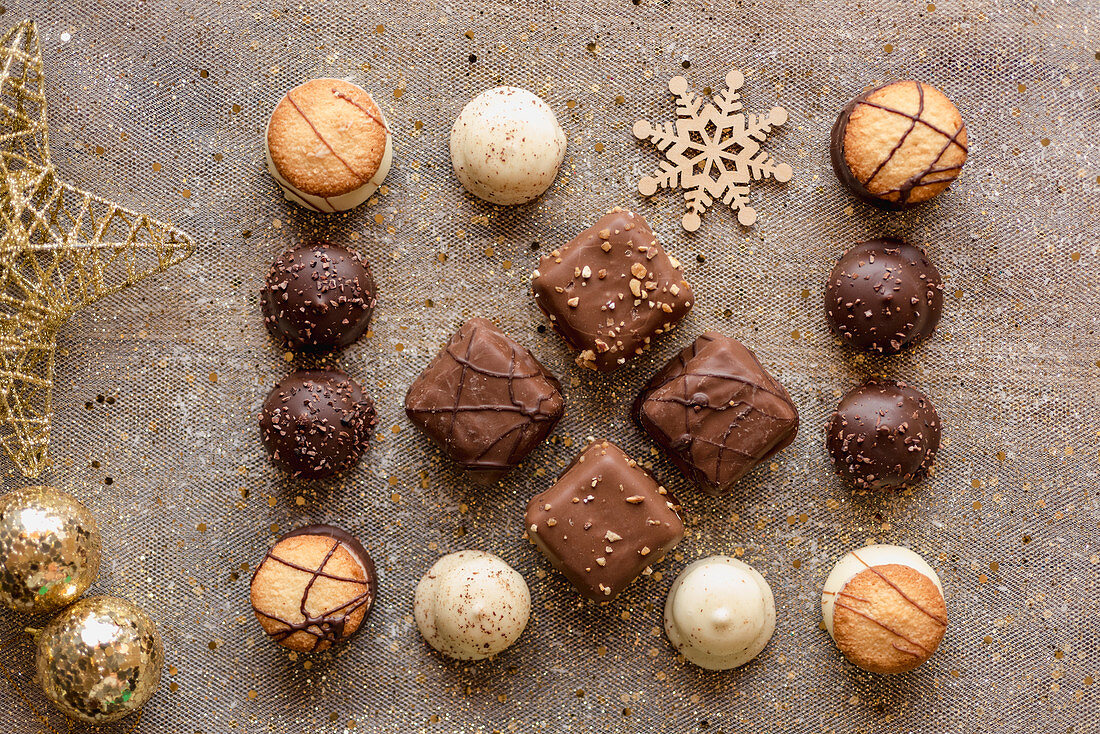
[34,596,164,723]
[0,486,101,613]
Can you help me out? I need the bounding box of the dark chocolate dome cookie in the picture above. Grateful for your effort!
[831,81,968,208]
[261,242,377,351]
[825,380,940,491]
[259,368,375,478]
[825,239,944,354]
[251,525,377,652]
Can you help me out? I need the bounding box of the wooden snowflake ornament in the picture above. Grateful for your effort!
[633,69,792,231]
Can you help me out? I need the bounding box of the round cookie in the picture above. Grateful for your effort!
[664,556,775,670]
[831,80,968,209]
[414,550,530,660]
[822,544,947,674]
[450,87,566,205]
[825,380,940,491]
[259,369,375,479]
[825,239,944,354]
[250,525,377,652]
[266,78,393,212]
[260,242,377,351]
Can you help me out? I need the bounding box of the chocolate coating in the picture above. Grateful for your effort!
[525,440,684,601]
[260,243,377,351]
[825,239,944,354]
[825,380,940,491]
[405,318,564,484]
[259,368,375,478]
[633,332,799,495]
[531,207,694,371]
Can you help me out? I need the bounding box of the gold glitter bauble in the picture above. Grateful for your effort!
[0,486,100,614]
[34,596,164,723]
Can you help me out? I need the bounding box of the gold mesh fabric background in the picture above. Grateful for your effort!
[1,1,1098,732]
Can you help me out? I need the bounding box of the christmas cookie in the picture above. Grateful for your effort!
[633,332,799,495]
[250,525,377,653]
[825,380,940,491]
[831,80,967,208]
[825,239,943,354]
[525,439,684,601]
[404,318,565,484]
[822,544,947,674]
[664,556,775,670]
[260,242,377,351]
[450,86,565,205]
[266,78,392,212]
[414,550,530,660]
[532,208,694,371]
[259,369,375,479]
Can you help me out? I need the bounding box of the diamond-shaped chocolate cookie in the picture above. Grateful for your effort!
[405,318,565,484]
[633,332,799,494]
[532,208,694,371]
[525,439,684,600]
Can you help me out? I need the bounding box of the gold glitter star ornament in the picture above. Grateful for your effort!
[0,20,195,476]
[634,69,792,231]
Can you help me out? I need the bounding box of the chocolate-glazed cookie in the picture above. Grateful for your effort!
[404,318,564,484]
[261,243,377,351]
[825,380,940,491]
[825,239,944,354]
[259,369,375,479]
[250,525,377,652]
[633,332,799,495]
[532,208,694,371]
[831,80,968,209]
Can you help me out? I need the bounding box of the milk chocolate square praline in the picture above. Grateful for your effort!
[405,318,565,484]
[531,207,694,371]
[525,439,684,601]
[633,332,799,495]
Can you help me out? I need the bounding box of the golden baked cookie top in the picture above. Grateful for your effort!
[841,80,967,206]
[250,530,374,653]
[267,78,389,198]
[831,562,948,674]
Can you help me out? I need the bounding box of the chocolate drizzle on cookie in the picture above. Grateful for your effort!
[829,554,947,664]
[250,525,377,651]
[404,318,564,483]
[285,90,370,182]
[633,332,799,495]
[830,80,968,209]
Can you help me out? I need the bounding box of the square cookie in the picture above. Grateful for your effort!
[405,318,565,484]
[633,332,799,495]
[531,208,694,371]
[525,439,684,600]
